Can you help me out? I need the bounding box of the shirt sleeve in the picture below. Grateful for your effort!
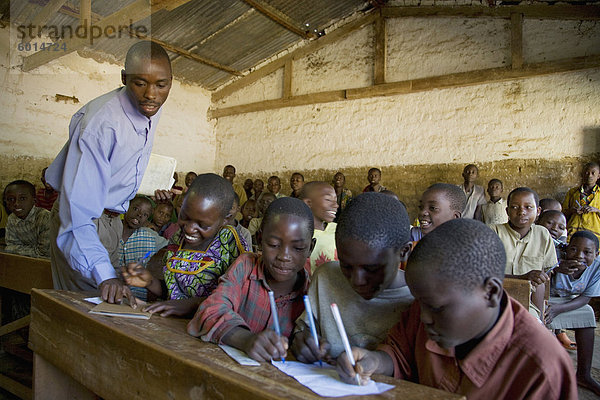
[191,256,253,343]
[55,116,119,285]
[36,208,51,258]
[583,264,600,297]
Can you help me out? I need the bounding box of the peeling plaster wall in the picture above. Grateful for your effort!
[214,17,600,216]
[0,25,214,190]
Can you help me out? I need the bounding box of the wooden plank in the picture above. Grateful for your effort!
[0,252,53,294]
[503,278,531,309]
[211,54,600,117]
[79,0,91,28]
[381,5,600,20]
[0,315,31,337]
[21,0,67,44]
[511,13,523,70]
[212,12,377,102]
[34,354,95,400]
[22,0,155,72]
[0,374,32,400]
[210,90,346,118]
[29,290,463,400]
[127,28,242,76]
[374,13,386,85]
[242,0,317,40]
[283,59,293,98]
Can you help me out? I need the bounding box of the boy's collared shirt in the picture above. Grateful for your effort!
[310,222,338,274]
[379,293,577,400]
[5,206,50,258]
[490,223,557,276]
[35,188,58,211]
[459,184,487,219]
[194,253,309,343]
[118,226,168,268]
[481,198,508,225]
[45,86,162,285]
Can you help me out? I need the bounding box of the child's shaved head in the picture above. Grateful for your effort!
[188,173,235,217]
[261,197,314,239]
[407,218,506,291]
[426,183,467,213]
[336,193,410,251]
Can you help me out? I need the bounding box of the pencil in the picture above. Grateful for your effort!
[268,291,285,363]
[330,303,361,385]
[303,295,323,367]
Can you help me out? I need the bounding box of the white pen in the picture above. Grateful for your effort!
[330,303,361,385]
[303,295,322,367]
[268,291,285,363]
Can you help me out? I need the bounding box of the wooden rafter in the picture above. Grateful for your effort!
[210,54,600,118]
[381,5,600,20]
[126,28,242,76]
[511,13,523,69]
[21,0,67,44]
[21,0,193,72]
[80,0,91,27]
[374,13,386,84]
[241,0,317,40]
[57,3,101,22]
[213,12,377,101]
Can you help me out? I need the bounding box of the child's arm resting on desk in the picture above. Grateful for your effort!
[336,348,394,385]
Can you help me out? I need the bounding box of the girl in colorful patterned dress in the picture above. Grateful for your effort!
[123,173,249,317]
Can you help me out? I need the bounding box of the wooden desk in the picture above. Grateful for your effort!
[30,290,463,400]
[0,252,53,400]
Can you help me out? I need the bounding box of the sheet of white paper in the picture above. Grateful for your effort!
[84,297,103,305]
[271,360,394,397]
[219,344,260,366]
[138,153,177,195]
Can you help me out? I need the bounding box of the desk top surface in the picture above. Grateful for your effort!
[29,289,463,400]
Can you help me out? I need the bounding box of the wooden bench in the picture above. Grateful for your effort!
[29,289,464,400]
[0,252,53,400]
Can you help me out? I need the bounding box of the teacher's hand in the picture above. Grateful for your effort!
[99,278,137,309]
[154,189,174,202]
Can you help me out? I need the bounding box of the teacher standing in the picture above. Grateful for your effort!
[46,41,172,305]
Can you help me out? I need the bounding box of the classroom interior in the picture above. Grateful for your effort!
[1,0,600,399]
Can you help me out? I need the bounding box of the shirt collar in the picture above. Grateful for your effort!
[117,86,153,135]
[424,292,513,388]
[504,222,531,242]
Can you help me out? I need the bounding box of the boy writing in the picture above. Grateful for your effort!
[292,193,414,363]
[4,180,50,258]
[490,187,556,318]
[475,178,508,225]
[300,181,339,273]
[337,218,577,399]
[187,198,314,362]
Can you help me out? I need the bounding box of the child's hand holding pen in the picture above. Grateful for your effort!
[336,347,392,386]
[291,327,331,364]
[121,251,153,289]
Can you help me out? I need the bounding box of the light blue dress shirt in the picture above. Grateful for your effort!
[46,86,161,285]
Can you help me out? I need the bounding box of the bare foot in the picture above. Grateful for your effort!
[577,375,600,396]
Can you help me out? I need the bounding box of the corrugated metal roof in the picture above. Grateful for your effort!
[5,0,374,89]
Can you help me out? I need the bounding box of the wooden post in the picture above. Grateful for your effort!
[80,0,91,29]
[511,13,523,70]
[374,14,386,85]
[283,59,293,98]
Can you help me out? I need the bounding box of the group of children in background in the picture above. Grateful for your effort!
[2,160,600,398]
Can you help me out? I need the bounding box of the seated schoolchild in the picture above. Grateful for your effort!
[563,162,600,241]
[35,167,58,211]
[243,178,253,200]
[119,196,168,300]
[4,180,50,258]
[172,171,197,214]
[546,230,600,396]
[225,193,252,250]
[539,198,562,214]
[537,210,568,252]
[475,178,508,225]
[490,187,556,319]
[410,183,465,242]
[289,172,305,198]
[362,168,385,193]
[248,192,276,250]
[145,201,175,235]
[240,199,256,229]
[292,193,414,363]
[251,179,264,201]
[123,173,249,317]
[187,197,314,362]
[300,181,339,273]
[336,218,577,399]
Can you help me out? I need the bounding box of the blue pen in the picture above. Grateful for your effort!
[138,251,153,268]
[268,291,285,363]
[303,295,323,367]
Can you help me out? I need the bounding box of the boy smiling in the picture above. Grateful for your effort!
[336,219,577,399]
